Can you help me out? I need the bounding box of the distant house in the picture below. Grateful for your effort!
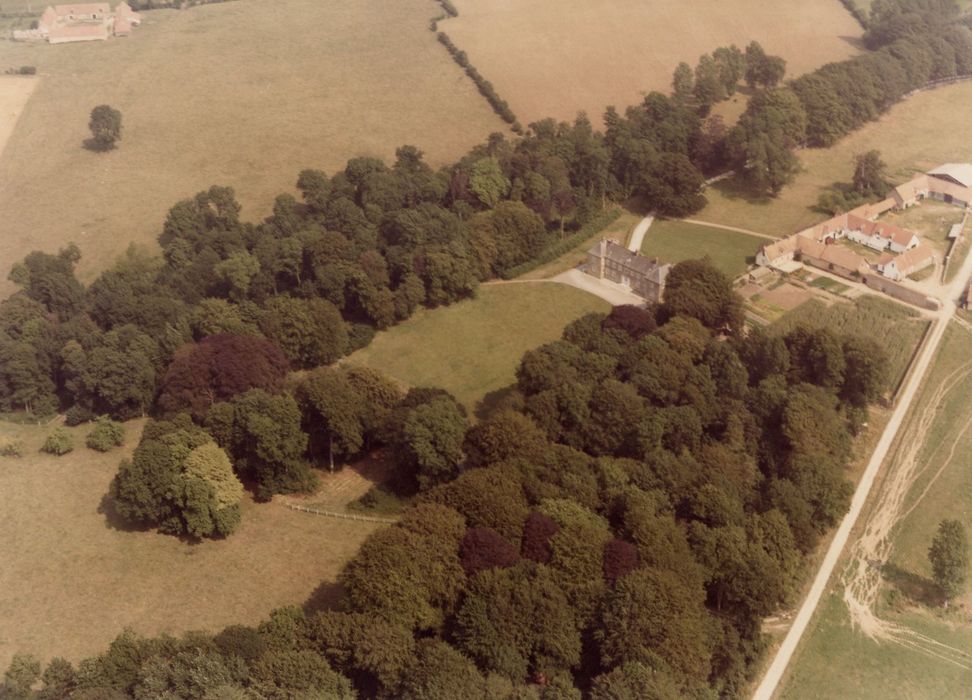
[876,244,936,281]
[585,239,670,303]
[13,1,139,43]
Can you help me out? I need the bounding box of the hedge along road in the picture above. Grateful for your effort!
[752,243,972,700]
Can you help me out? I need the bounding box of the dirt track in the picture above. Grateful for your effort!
[753,227,972,699]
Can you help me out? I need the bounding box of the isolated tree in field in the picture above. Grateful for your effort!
[928,519,968,601]
[88,105,122,150]
[852,150,889,197]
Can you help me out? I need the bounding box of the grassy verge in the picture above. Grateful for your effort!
[345,283,609,413]
[516,209,641,280]
[640,219,763,278]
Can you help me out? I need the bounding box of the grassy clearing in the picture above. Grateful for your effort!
[700,81,972,236]
[771,295,928,391]
[0,418,383,670]
[345,283,609,414]
[443,0,861,125]
[779,324,972,699]
[640,219,764,278]
[0,0,505,296]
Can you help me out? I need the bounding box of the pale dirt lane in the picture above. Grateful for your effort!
[627,214,653,252]
[754,232,972,699]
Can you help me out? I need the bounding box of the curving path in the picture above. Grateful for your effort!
[627,214,654,252]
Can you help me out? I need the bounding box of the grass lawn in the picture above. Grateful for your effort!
[640,219,764,278]
[345,283,609,414]
[779,323,972,699]
[771,294,929,393]
[699,81,972,237]
[780,595,972,700]
[0,419,383,670]
[0,0,505,296]
[444,0,861,126]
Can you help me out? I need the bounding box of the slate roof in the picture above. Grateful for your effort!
[588,240,670,283]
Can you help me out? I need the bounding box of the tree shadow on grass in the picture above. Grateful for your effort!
[82,137,116,153]
[302,580,344,615]
[708,175,774,206]
[881,562,944,607]
[98,491,148,533]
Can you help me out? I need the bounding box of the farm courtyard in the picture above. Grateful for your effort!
[0,0,505,297]
[442,0,863,125]
[0,419,383,670]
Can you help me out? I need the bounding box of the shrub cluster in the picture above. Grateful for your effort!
[40,428,72,456]
[85,417,124,452]
[0,439,24,457]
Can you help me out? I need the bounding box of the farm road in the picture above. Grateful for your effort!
[753,233,972,699]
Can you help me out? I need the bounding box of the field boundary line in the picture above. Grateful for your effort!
[283,502,398,524]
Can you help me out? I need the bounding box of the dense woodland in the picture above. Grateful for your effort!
[0,268,891,698]
[0,0,957,696]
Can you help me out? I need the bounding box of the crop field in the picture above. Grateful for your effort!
[0,419,383,670]
[640,219,764,278]
[442,0,862,125]
[771,295,929,392]
[700,81,972,237]
[346,283,609,414]
[779,323,972,699]
[0,0,505,297]
[0,76,36,158]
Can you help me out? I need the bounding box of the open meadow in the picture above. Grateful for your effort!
[346,283,609,414]
[0,0,505,296]
[640,219,764,279]
[442,0,862,125]
[779,322,972,699]
[700,81,972,237]
[0,418,383,670]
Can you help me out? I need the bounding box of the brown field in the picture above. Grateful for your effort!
[443,0,862,125]
[0,76,36,158]
[701,81,972,237]
[0,0,505,297]
[0,419,383,669]
[761,282,812,311]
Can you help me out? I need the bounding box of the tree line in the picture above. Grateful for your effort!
[0,258,894,698]
[730,0,972,195]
